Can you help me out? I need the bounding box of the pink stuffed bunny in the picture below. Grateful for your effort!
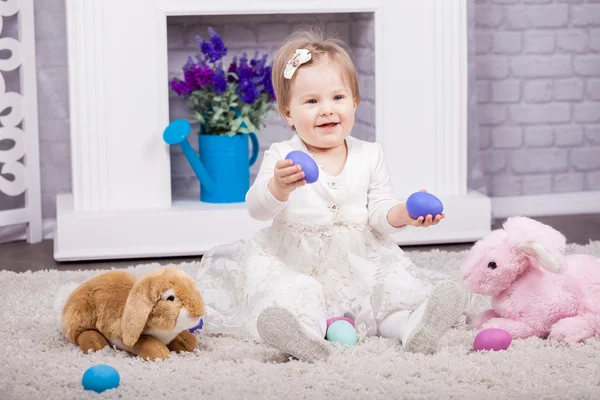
[461,216,600,343]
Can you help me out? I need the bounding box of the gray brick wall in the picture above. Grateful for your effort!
[166,14,375,201]
[475,0,600,196]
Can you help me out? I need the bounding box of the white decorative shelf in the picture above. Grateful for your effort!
[55,0,491,261]
[0,0,42,243]
[54,191,491,261]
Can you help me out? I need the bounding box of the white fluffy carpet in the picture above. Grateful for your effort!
[2,242,600,400]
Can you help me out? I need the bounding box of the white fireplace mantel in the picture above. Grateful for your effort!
[55,0,491,261]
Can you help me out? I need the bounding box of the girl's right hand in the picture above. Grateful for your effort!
[268,159,306,202]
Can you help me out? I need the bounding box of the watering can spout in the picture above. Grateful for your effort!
[163,119,214,192]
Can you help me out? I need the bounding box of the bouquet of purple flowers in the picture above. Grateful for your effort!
[170,28,276,136]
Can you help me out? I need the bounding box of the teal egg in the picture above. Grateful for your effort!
[326,320,357,346]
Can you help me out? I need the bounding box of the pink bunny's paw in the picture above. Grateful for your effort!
[482,318,537,339]
[472,309,500,328]
[549,316,594,343]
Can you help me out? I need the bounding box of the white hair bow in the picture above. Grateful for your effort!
[283,49,312,79]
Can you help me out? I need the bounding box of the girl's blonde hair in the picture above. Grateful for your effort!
[272,28,361,119]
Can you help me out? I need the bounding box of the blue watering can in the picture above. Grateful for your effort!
[163,119,259,203]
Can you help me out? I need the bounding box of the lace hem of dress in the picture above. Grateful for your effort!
[271,216,371,236]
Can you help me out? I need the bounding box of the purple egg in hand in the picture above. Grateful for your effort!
[405,191,444,219]
[473,328,512,352]
[285,151,319,184]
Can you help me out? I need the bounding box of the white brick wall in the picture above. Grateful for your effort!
[166,13,375,201]
[476,0,600,196]
[2,0,598,221]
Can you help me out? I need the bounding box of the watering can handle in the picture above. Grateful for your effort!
[162,119,214,190]
[249,132,259,167]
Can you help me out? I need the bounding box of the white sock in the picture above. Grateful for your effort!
[377,309,411,339]
[377,302,429,343]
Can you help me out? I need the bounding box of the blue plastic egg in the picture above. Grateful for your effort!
[285,151,319,184]
[82,364,120,393]
[406,191,444,219]
[326,320,357,346]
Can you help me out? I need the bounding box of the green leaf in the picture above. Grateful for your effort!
[241,117,258,133]
[212,107,225,122]
[194,112,205,124]
[230,117,244,132]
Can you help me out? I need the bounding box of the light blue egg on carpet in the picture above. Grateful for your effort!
[326,320,358,346]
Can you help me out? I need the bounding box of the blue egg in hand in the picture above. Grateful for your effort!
[82,364,120,393]
[285,151,319,184]
[326,320,358,346]
[406,191,444,219]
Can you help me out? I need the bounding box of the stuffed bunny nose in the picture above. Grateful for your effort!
[488,262,497,270]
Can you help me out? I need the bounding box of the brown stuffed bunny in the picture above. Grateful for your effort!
[54,266,205,361]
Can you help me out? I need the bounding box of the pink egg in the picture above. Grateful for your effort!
[326,317,355,329]
[473,328,512,351]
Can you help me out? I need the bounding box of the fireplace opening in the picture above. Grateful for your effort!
[166,12,375,202]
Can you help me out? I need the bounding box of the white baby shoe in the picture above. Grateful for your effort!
[257,306,331,362]
[400,280,464,354]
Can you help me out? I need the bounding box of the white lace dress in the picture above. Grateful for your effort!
[196,135,451,340]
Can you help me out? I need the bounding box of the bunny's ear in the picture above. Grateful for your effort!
[503,216,567,273]
[122,271,162,348]
[516,241,561,272]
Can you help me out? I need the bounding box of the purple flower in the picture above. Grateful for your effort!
[236,54,253,82]
[170,78,192,97]
[238,80,259,104]
[213,66,227,95]
[263,65,275,100]
[255,54,268,74]
[195,28,227,63]
[189,64,214,87]
[227,57,237,83]
[208,28,226,58]
[239,52,248,66]
[201,41,214,59]
[182,56,194,72]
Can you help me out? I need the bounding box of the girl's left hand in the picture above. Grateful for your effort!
[410,213,445,228]
[408,189,444,228]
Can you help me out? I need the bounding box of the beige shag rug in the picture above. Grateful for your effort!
[2,242,600,400]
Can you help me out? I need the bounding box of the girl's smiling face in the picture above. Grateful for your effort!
[284,59,356,151]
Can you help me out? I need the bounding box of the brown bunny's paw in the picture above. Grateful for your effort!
[168,330,198,353]
[77,330,110,353]
[132,335,171,361]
